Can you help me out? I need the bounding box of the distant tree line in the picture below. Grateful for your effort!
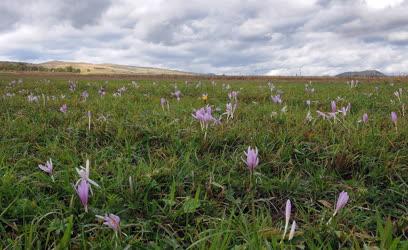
[0,62,80,73]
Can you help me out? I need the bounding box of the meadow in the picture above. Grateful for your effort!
[0,74,407,249]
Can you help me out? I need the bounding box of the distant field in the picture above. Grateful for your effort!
[0,75,407,249]
[39,61,194,75]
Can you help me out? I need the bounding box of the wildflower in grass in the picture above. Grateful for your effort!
[98,87,106,96]
[38,158,54,182]
[113,87,127,97]
[271,95,282,104]
[172,90,181,101]
[280,105,287,113]
[243,146,259,171]
[282,199,291,240]
[69,81,76,92]
[28,94,39,103]
[81,90,89,100]
[201,93,208,102]
[289,221,296,240]
[76,179,89,212]
[305,111,313,122]
[76,159,100,194]
[391,111,398,126]
[306,100,311,107]
[228,91,238,102]
[60,104,67,113]
[316,110,328,119]
[394,88,402,102]
[331,100,337,113]
[96,214,121,232]
[333,191,349,216]
[362,113,368,123]
[87,111,91,131]
[192,106,216,127]
[225,102,237,120]
[160,98,169,111]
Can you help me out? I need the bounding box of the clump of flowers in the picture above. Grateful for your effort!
[60,104,68,113]
[271,95,283,104]
[172,90,181,101]
[224,102,237,120]
[192,105,219,139]
[96,214,121,233]
[228,91,239,102]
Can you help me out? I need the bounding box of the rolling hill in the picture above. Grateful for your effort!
[39,61,194,75]
[336,70,386,77]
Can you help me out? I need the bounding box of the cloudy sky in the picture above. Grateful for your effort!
[0,0,407,75]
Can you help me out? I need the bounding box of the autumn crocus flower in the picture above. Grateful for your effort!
[331,101,337,113]
[172,90,181,101]
[38,158,54,181]
[81,91,89,100]
[160,98,169,111]
[288,221,296,240]
[333,191,349,216]
[243,146,259,171]
[192,106,217,128]
[391,112,398,126]
[96,214,121,232]
[362,113,368,123]
[225,102,237,120]
[228,91,238,102]
[76,179,89,212]
[76,159,100,194]
[271,95,282,104]
[60,104,67,113]
[282,199,291,240]
[98,87,106,96]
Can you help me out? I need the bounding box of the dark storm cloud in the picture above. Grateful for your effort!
[0,0,407,75]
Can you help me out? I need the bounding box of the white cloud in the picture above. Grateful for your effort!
[0,0,407,75]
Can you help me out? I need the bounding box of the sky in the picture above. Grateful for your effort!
[0,0,407,76]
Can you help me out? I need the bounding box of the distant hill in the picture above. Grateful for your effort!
[336,70,386,77]
[0,60,194,75]
[39,61,193,75]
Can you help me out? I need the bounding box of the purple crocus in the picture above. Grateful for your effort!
[282,199,291,240]
[333,191,349,216]
[76,179,89,212]
[98,87,106,96]
[331,101,337,113]
[243,146,259,171]
[96,214,121,232]
[288,221,296,240]
[76,159,100,193]
[160,98,169,111]
[362,113,368,123]
[271,95,282,104]
[38,159,54,181]
[60,104,67,113]
[391,112,398,126]
[172,90,181,101]
[225,102,237,120]
[81,91,89,101]
[192,105,217,129]
[228,91,238,102]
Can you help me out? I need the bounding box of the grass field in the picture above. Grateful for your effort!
[0,75,407,249]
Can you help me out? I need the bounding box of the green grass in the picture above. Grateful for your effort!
[0,76,407,249]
